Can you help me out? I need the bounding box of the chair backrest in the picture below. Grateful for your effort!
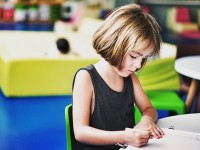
[176,7,190,23]
[165,7,198,33]
[138,57,180,91]
[65,104,77,150]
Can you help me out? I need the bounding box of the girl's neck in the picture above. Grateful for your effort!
[94,59,124,92]
[95,59,121,79]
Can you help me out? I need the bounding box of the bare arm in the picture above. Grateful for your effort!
[72,70,151,147]
[131,73,164,138]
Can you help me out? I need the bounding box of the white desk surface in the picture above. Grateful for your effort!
[157,113,200,133]
[123,114,200,150]
[174,56,200,80]
[123,128,200,150]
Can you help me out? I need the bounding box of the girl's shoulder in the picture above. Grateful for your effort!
[73,68,93,91]
[75,67,92,80]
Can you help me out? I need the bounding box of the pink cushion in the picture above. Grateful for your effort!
[179,31,200,39]
[142,6,150,13]
[176,7,190,23]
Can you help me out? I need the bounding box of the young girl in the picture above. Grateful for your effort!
[72,3,164,150]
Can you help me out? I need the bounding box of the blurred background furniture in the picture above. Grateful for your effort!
[0,57,99,97]
[175,56,200,113]
[157,113,200,133]
[176,45,200,96]
[135,57,185,123]
[175,45,200,113]
[0,31,99,97]
[65,104,77,150]
[166,7,198,33]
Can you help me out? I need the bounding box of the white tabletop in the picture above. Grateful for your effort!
[157,113,200,133]
[123,114,200,150]
[123,128,200,150]
[174,56,200,80]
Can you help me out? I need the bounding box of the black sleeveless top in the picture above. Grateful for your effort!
[73,65,135,150]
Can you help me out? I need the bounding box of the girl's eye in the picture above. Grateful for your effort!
[130,55,137,59]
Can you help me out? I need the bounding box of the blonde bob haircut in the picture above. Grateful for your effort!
[93,4,161,70]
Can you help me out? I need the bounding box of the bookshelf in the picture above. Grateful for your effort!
[140,0,200,6]
[0,0,63,31]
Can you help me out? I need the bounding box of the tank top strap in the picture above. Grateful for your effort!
[72,64,95,92]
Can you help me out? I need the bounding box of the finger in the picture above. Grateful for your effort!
[154,129,161,138]
[133,129,151,139]
[154,127,164,138]
[140,136,151,141]
[151,131,156,137]
[134,140,149,147]
[152,128,164,139]
[156,127,165,135]
[138,130,151,137]
[140,140,150,146]
[154,129,160,134]
[151,130,160,139]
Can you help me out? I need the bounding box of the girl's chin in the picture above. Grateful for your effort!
[121,72,131,77]
[117,70,132,77]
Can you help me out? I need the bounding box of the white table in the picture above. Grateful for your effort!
[123,114,200,150]
[174,56,200,113]
[157,113,200,133]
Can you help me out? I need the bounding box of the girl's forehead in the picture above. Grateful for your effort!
[136,38,153,50]
[131,39,154,55]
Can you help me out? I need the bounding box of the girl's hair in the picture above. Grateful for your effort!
[93,4,161,70]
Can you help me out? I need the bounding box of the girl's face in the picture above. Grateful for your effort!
[113,42,155,77]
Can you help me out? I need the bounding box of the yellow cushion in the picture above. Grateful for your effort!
[0,57,99,97]
[138,57,180,91]
[0,31,100,97]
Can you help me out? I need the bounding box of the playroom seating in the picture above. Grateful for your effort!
[166,7,199,33]
[0,30,180,99]
[0,31,99,97]
[0,57,99,97]
[135,57,185,123]
[65,104,77,150]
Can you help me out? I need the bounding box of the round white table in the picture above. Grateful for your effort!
[175,56,200,80]
[124,114,200,150]
[157,113,200,133]
[175,56,200,113]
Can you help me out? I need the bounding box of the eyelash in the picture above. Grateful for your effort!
[130,55,137,59]
[130,55,147,61]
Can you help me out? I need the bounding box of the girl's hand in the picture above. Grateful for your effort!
[124,128,151,147]
[134,116,164,139]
